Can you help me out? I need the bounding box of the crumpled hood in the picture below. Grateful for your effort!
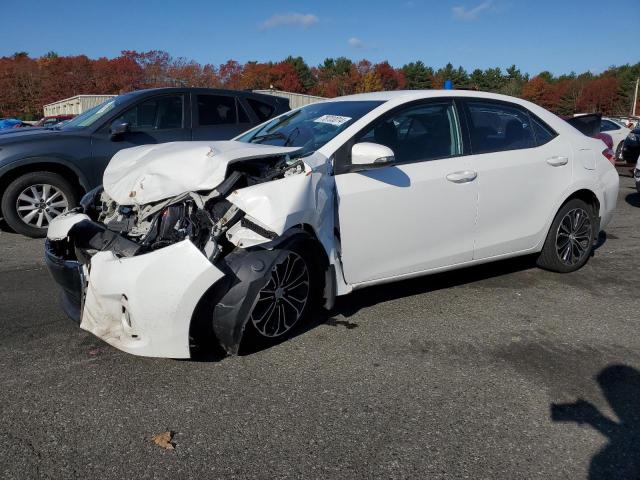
[103,141,301,205]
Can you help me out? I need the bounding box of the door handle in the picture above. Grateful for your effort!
[446,170,477,183]
[546,156,568,166]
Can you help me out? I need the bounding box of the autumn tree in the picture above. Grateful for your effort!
[577,77,620,114]
[4,53,41,118]
[374,61,405,90]
[0,51,637,119]
[283,56,315,92]
[218,60,243,89]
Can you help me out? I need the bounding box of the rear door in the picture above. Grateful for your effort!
[461,98,573,259]
[90,93,189,172]
[334,99,478,285]
[191,93,252,140]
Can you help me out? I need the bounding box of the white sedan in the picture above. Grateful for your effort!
[600,117,631,159]
[45,90,620,358]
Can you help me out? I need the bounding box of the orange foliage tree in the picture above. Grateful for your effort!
[0,51,637,119]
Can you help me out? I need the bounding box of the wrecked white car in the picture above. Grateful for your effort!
[45,91,619,358]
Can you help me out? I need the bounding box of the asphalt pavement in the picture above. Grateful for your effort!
[0,177,638,479]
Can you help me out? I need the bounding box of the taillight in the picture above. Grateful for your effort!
[602,148,615,165]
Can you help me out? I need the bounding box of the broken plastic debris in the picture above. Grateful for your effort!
[151,431,175,450]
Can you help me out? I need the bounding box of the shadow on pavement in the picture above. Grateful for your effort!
[237,254,538,356]
[331,254,537,320]
[0,218,13,232]
[551,364,640,479]
[625,192,640,208]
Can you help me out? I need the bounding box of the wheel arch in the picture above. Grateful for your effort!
[561,188,601,216]
[189,224,330,357]
[0,158,89,203]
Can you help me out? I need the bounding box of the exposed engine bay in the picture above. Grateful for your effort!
[73,154,306,262]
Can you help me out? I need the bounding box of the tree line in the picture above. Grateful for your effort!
[1,50,638,120]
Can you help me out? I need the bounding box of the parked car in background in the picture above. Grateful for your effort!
[35,115,75,128]
[44,90,619,358]
[0,88,289,237]
[0,118,32,130]
[600,117,631,160]
[621,126,640,165]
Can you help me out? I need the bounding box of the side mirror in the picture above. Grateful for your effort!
[110,120,130,139]
[351,142,395,169]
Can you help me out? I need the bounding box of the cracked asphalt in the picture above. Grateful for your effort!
[0,176,638,479]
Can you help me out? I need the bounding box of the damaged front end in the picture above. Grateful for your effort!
[45,141,326,358]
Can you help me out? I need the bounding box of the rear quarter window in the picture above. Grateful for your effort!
[530,115,557,146]
[247,98,276,122]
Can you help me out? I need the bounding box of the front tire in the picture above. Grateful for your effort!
[241,239,320,350]
[1,172,79,238]
[536,199,595,273]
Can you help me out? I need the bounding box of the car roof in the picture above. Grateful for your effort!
[125,87,279,99]
[326,89,536,104]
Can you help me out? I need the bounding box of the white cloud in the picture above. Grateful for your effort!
[452,1,493,20]
[261,13,319,30]
[348,37,364,48]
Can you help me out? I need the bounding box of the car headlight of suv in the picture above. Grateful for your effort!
[627,133,639,142]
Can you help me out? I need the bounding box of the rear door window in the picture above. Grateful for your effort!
[197,95,238,125]
[465,100,536,154]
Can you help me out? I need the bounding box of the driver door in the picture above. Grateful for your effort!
[90,94,189,175]
[334,99,478,285]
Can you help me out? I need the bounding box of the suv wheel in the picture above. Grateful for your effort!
[1,172,79,238]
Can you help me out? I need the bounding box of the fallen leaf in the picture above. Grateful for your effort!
[151,431,175,450]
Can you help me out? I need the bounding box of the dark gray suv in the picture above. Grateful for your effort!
[0,88,289,237]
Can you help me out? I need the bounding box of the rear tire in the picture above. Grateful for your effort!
[615,142,623,161]
[1,172,79,238]
[536,198,595,273]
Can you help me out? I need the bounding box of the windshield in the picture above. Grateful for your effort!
[237,100,384,156]
[60,97,121,129]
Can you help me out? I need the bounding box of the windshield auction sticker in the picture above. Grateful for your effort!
[313,115,352,126]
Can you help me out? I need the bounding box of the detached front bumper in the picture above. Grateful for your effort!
[46,214,226,358]
[44,240,84,323]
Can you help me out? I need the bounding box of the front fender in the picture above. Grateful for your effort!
[0,155,91,191]
[205,230,319,355]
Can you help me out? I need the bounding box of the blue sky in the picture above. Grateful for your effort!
[2,0,638,75]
